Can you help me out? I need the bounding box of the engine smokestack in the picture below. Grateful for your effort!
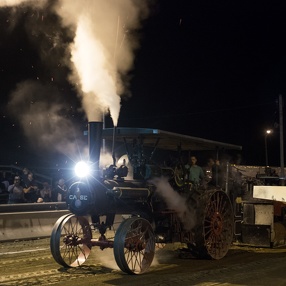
[88,121,103,170]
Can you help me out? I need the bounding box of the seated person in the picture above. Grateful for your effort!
[39,182,52,202]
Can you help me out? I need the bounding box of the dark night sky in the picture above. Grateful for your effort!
[1,0,286,170]
[120,1,286,167]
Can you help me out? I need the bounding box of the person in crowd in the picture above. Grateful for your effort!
[0,182,6,193]
[39,182,52,202]
[23,172,39,203]
[185,156,205,187]
[1,171,10,192]
[52,178,67,202]
[21,167,30,187]
[8,176,26,204]
[0,178,9,204]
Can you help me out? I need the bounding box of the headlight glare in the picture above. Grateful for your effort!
[74,161,91,178]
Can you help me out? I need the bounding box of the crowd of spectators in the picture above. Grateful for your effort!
[0,157,228,204]
[0,167,67,204]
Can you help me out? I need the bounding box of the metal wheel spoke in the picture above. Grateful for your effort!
[50,214,92,268]
[126,249,144,272]
[192,190,234,260]
[204,226,213,237]
[114,217,155,274]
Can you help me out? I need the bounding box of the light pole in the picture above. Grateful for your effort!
[265,129,272,167]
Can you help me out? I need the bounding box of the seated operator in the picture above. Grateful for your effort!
[185,156,205,188]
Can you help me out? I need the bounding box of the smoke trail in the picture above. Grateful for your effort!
[151,177,197,231]
[54,0,150,126]
[7,80,87,161]
[2,0,150,161]
[70,15,121,124]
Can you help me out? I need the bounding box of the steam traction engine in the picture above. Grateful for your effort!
[50,122,239,274]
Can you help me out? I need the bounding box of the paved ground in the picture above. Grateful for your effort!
[1,238,286,286]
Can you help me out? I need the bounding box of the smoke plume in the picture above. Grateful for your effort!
[53,0,150,126]
[151,177,197,232]
[0,0,46,7]
[2,0,150,160]
[7,80,87,161]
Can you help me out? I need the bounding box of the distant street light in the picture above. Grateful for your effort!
[265,129,272,166]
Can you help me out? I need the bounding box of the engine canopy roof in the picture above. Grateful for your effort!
[102,127,242,152]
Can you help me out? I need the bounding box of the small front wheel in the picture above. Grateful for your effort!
[114,217,155,274]
[50,213,92,267]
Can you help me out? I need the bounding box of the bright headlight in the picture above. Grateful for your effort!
[74,161,91,178]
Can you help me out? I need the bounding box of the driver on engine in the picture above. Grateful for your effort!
[185,156,205,189]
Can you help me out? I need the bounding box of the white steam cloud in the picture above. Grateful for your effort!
[0,0,45,7]
[151,177,197,232]
[70,15,120,123]
[54,0,149,125]
[2,0,150,159]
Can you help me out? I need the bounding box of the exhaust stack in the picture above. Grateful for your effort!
[88,121,103,171]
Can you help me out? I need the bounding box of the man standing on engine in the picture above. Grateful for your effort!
[185,156,205,187]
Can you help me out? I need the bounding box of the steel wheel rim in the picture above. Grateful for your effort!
[50,214,92,267]
[203,190,234,259]
[114,217,155,274]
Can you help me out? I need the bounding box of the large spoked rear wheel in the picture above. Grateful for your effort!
[50,213,92,267]
[114,217,155,274]
[190,189,234,259]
